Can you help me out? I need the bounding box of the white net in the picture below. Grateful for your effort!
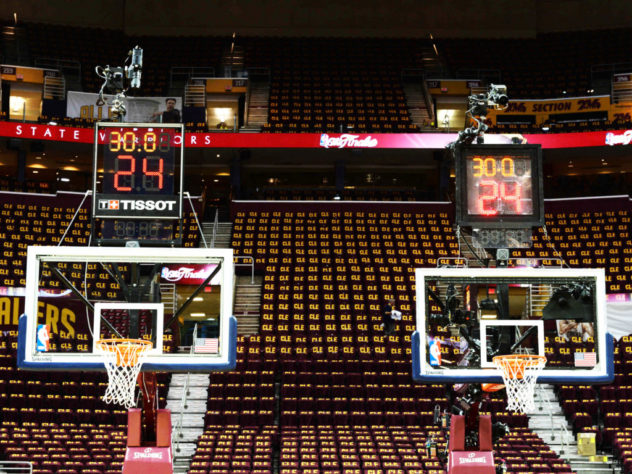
[96,339,152,409]
[493,354,547,414]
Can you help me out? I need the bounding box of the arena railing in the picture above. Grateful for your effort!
[0,461,33,473]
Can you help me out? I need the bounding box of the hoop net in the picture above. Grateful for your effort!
[493,354,547,413]
[96,339,152,408]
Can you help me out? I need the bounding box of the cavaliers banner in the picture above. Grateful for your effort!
[66,91,182,123]
[0,290,89,336]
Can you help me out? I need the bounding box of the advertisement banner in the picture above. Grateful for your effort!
[0,120,630,149]
[66,91,182,123]
[160,264,221,285]
[0,292,91,337]
[493,96,610,115]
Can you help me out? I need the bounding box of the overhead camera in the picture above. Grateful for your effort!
[95,45,144,121]
[488,84,509,108]
[452,84,510,146]
[126,46,143,90]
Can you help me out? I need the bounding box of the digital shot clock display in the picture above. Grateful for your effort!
[455,144,544,228]
[92,123,184,245]
[92,123,183,220]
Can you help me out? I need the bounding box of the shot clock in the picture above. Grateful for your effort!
[92,123,184,244]
[455,144,544,228]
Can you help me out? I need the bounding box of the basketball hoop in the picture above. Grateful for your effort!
[493,354,546,413]
[96,338,152,408]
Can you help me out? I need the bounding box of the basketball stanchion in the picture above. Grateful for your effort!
[96,338,153,408]
[493,354,547,413]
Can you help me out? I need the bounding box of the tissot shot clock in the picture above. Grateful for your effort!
[92,123,184,245]
[455,144,544,228]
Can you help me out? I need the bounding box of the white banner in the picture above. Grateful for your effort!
[66,91,182,123]
[607,302,632,339]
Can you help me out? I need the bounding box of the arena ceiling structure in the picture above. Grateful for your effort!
[1,0,632,37]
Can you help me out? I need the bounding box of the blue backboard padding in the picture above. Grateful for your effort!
[411,330,615,385]
[17,314,238,373]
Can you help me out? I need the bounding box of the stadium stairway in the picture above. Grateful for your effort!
[402,81,433,130]
[529,384,622,473]
[234,274,263,336]
[167,373,212,473]
[200,221,233,248]
[243,80,270,132]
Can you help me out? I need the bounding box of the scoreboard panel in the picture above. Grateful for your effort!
[455,144,544,229]
[93,123,183,220]
[92,123,184,245]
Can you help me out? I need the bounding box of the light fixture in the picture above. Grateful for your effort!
[214,108,232,123]
[541,124,550,131]
[216,154,220,158]
[32,170,39,174]
[333,194,341,201]
[60,177,70,182]
[213,179,219,183]
[35,156,42,160]
[10,96,25,113]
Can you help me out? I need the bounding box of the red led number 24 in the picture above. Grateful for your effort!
[478,180,521,215]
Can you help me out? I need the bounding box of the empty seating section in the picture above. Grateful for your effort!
[27,23,224,97]
[439,29,632,99]
[510,205,632,294]
[204,369,276,427]
[253,38,418,133]
[188,426,275,474]
[227,201,586,471]
[279,425,445,473]
[0,191,201,289]
[495,428,572,472]
[0,331,170,472]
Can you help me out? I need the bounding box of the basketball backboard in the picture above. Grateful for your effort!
[412,267,614,384]
[18,246,236,372]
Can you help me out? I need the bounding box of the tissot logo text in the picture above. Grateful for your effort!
[98,199,176,211]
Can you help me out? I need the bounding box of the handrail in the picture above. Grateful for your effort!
[0,461,33,473]
[58,190,91,246]
[211,209,219,248]
[535,384,570,455]
[234,255,254,284]
[172,324,196,454]
[184,191,207,248]
[420,77,435,124]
